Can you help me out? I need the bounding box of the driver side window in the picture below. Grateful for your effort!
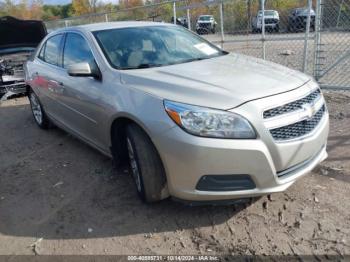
[63,33,95,69]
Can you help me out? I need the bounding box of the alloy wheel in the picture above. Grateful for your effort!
[126,137,142,192]
[30,92,43,125]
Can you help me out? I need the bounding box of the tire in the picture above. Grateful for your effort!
[28,88,50,129]
[126,123,167,203]
[275,24,280,33]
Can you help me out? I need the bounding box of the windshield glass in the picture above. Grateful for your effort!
[296,8,315,15]
[93,26,226,70]
[199,16,212,21]
[258,10,276,16]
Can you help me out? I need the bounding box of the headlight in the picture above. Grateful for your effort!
[164,100,256,139]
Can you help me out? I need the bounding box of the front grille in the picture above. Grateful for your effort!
[263,89,321,119]
[198,23,210,29]
[270,105,325,141]
[264,18,278,24]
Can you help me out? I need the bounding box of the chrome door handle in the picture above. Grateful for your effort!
[48,80,64,87]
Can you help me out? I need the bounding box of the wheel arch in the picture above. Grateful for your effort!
[109,113,161,166]
[109,114,170,199]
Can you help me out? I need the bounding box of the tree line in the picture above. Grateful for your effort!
[0,0,321,26]
[0,0,129,20]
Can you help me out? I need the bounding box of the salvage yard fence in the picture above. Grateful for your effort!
[45,0,350,90]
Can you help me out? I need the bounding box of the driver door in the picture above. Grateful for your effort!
[53,32,107,151]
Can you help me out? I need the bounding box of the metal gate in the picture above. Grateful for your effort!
[314,0,350,90]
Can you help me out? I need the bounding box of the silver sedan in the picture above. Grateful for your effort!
[25,22,329,204]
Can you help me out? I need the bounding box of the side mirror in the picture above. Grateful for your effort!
[67,62,101,80]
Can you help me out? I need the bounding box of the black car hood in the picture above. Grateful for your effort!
[0,16,47,50]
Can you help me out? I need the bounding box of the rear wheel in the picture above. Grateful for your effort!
[29,89,50,129]
[126,123,167,203]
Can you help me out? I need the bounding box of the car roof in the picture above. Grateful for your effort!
[53,21,174,34]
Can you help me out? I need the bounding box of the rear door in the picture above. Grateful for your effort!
[31,33,65,120]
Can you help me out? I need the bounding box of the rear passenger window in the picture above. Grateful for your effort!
[63,33,95,69]
[40,34,63,66]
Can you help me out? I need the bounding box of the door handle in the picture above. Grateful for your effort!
[48,80,65,94]
[48,80,64,87]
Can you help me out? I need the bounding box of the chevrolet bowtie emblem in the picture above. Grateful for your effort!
[302,104,316,119]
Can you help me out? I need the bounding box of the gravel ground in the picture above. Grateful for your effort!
[0,90,349,257]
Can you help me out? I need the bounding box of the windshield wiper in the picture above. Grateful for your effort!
[122,63,163,70]
[168,57,207,66]
[183,57,206,63]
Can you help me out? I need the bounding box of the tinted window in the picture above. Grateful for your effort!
[43,34,63,65]
[63,33,95,69]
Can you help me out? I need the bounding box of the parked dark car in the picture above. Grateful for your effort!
[288,8,315,32]
[0,16,46,100]
[171,16,188,28]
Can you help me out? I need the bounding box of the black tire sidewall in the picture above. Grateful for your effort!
[126,131,147,200]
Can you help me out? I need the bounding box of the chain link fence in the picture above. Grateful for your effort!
[314,0,350,89]
[190,0,316,75]
[44,0,350,90]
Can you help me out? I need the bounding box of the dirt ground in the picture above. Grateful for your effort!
[0,91,349,257]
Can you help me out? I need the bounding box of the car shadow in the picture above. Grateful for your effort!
[0,100,249,239]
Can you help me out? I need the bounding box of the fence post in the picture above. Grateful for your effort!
[187,9,191,30]
[105,13,109,22]
[64,20,68,27]
[261,0,266,60]
[173,1,176,25]
[336,0,344,28]
[302,0,312,73]
[314,0,322,80]
[219,2,224,48]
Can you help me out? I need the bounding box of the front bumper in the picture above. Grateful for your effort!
[152,83,329,201]
[0,81,27,100]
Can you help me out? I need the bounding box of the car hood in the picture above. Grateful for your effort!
[0,16,47,50]
[120,53,311,110]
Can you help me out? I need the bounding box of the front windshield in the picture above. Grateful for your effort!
[93,25,226,69]
[199,16,212,21]
[258,10,276,16]
[296,8,315,15]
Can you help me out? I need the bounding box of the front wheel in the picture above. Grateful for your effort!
[126,123,167,203]
[29,89,50,129]
[275,24,280,33]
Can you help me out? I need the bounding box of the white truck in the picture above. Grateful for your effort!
[252,10,280,33]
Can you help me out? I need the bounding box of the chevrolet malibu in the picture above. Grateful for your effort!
[24,22,329,203]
